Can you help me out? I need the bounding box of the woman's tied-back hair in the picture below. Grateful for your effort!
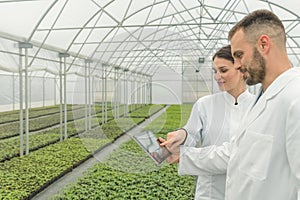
[228,9,286,47]
[212,45,234,64]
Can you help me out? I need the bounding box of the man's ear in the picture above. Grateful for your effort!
[258,35,270,54]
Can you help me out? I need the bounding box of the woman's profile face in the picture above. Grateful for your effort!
[213,57,244,92]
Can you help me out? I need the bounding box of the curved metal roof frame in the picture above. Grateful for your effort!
[0,0,299,80]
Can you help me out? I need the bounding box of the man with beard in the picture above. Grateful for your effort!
[160,9,300,200]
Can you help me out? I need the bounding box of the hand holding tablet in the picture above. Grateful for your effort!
[133,130,172,165]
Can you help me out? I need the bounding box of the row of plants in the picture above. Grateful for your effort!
[0,102,113,122]
[0,102,156,139]
[0,117,97,162]
[0,103,115,139]
[0,105,95,161]
[0,104,161,162]
[54,141,195,200]
[0,104,166,199]
[0,138,91,200]
[128,104,166,118]
[145,104,192,134]
[0,102,117,126]
[0,104,63,118]
[0,105,75,124]
[53,104,195,199]
[0,102,134,139]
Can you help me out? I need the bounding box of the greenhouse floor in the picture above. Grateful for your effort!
[31,105,169,200]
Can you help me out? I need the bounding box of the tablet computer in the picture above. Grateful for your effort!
[133,130,172,165]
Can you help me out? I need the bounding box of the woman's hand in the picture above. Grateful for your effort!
[158,129,187,164]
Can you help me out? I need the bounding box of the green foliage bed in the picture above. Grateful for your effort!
[54,140,195,200]
[0,104,195,199]
[53,104,195,200]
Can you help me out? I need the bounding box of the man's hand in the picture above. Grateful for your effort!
[158,129,187,164]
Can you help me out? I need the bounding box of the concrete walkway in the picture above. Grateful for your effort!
[31,105,168,200]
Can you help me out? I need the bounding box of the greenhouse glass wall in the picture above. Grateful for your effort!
[0,0,299,199]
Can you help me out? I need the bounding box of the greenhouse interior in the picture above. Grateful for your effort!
[0,0,300,199]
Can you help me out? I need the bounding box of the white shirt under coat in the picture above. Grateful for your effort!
[179,67,300,200]
[182,90,255,200]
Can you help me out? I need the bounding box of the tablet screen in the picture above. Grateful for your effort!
[133,130,172,165]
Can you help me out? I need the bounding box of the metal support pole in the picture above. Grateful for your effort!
[91,75,94,128]
[149,77,153,104]
[145,77,148,105]
[133,77,136,111]
[123,69,129,116]
[63,56,67,140]
[43,76,45,107]
[58,52,69,141]
[29,77,32,108]
[19,48,24,156]
[12,73,15,110]
[181,58,184,103]
[146,77,149,105]
[104,76,107,123]
[116,69,119,118]
[88,61,92,130]
[59,57,63,142]
[103,66,108,124]
[85,61,88,131]
[113,68,116,119]
[101,64,105,125]
[137,77,140,108]
[142,77,145,105]
[24,48,29,155]
[54,77,57,105]
[211,66,214,94]
[85,59,93,130]
[18,42,33,156]
[131,75,135,112]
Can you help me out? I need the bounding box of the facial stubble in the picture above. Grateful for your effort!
[243,48,266,86]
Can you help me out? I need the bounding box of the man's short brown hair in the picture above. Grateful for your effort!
[228,9,286,47]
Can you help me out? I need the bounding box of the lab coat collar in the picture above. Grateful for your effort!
[238,67,300,136]
[223,90,252,106]
[262,67,300,101]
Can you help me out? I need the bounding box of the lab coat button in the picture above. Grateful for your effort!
[226,177,230,183]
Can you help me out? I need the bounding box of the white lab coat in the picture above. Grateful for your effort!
[182,90,255,200]
[179,67,300,200]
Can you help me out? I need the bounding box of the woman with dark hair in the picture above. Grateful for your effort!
[159,45,255,200]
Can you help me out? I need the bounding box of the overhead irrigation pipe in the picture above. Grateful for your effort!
[28,65,88,78]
